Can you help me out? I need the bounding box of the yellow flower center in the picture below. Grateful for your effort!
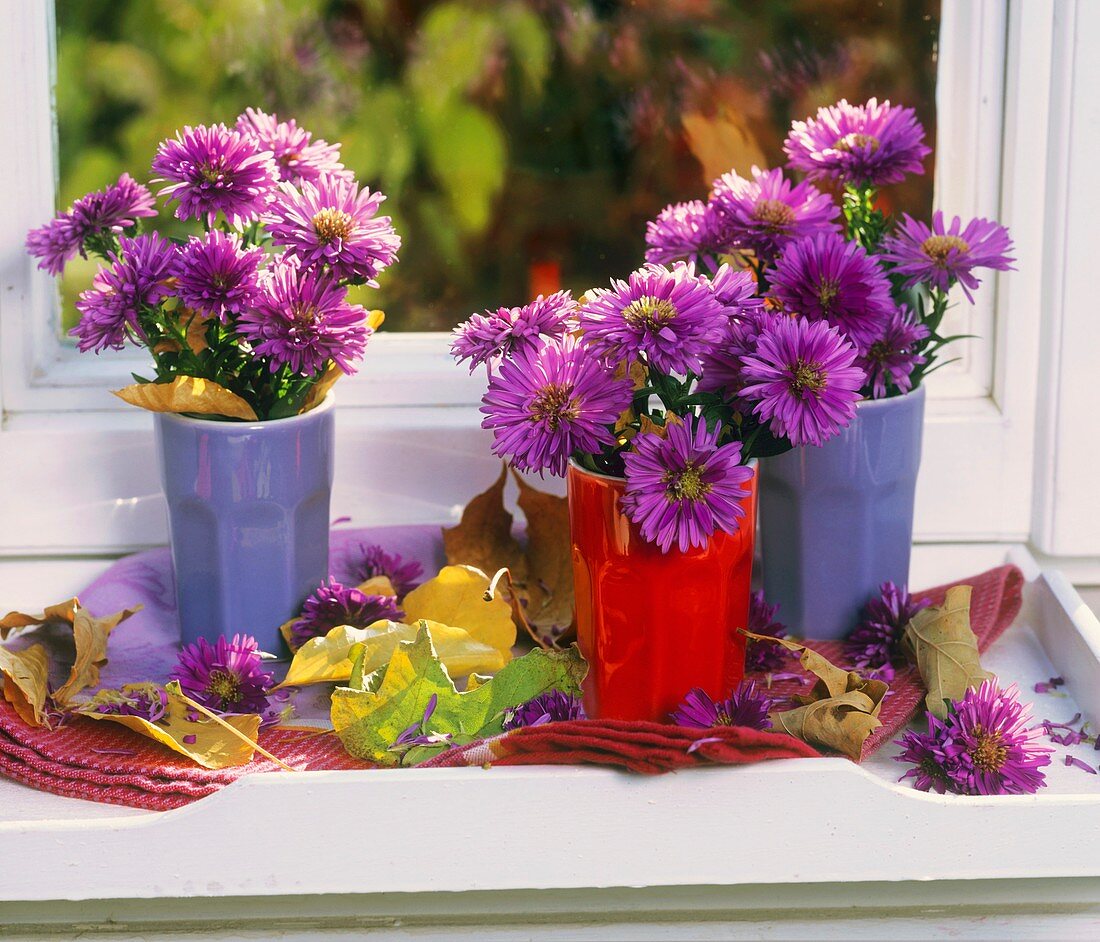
[921,234,970,266]
[789,359,825,395]
[205,669,242,705]
[530,383,578,430]
[199,163,223,184]
[816,279,840,313]
[752,198,796,231]
[834,132,881,153]
[292,303,318,326]
[312,208,354,244]
[665,463,711,502]
[969,725,1007,773]
[622,296,678,332]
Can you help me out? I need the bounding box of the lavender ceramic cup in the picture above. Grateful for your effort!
[758,384,925,640]
[153,394,335,651]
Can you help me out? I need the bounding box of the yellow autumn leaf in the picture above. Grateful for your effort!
[113,376,258,421]
[0,644,51,726]
[402,565,516,658]
[358,575,396,597]
[0,598,79,639]
[81,682,261,770]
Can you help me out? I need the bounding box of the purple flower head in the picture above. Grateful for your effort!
[857,306,930,399]
[880,212,1016,302]
[26,215,82,276]
[744,590,790,674]
[502,690,586,730]
[709,166,840,262]
[697,305,780,399]
[769,231,894,347]
[895,713,953,794]
[846,581,930,679]
[784,98,931,186]
[670,681,773,731]
[289,579,404,649]
[71,233,178,353]
[264,175,401,285]
[452,291,576,373]
[938,681,1053,795]
[92,683,170,724]
[579,263,729,375]
[70,173,157,240]
[170,633,275,718]
[152,123,279,228]
[480,335,632,477]
[621,415,754,553]
[739,315,865,447]
[644,199,732,270]
[237,257,371,376]
[175,229,264,322]
[707,263,765,315]
[351,544,424,598]
[236,107,351,187]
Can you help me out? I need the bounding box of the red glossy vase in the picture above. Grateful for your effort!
[567,461,757,722]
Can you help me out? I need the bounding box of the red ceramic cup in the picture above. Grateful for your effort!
[567,460,757,722]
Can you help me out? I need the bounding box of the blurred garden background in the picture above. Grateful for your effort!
[56,0,939,332]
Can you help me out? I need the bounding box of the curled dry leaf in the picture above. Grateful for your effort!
[0,599,79,640]
[900,585,992,720]
[741,630,888,761]
[113,376,258,421]
[513,471,574,640]
[54,605,141,706]
[0,644,50,727]
[81,681,262,770]
[442,465,527,585]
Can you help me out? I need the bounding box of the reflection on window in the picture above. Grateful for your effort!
[56,0,938,333]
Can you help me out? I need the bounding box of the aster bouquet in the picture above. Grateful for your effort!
[26,109,399,421]
[645,98,1015,401]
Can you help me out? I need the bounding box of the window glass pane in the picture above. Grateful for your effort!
[56,0,939,333]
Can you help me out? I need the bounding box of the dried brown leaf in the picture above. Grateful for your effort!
[0,644,51,726]
[443,465,527,584]
[514,471,574,638]
[0,599,78,639]
[900,585,992,720]
[53,605,141,706]
[113,376,258,421]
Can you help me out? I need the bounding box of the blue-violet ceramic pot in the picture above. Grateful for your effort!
[153,394,335,652]
[758,383,925,641]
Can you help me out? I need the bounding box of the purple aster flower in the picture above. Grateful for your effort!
[707,263,765,315]
[502,690,586,730]
[579,263,729,375]
[846,581,930,680]
[71,233,179,353]
[784,98,931,186]
[175,229,264,322]
[697,305,780,398]
[70,173,157,239]
[621,415,754,553]
[744,591,790,674]
[237,258,371,376]
[739,315,865,447]
[939,681,1053,796]
[880,212,1016,302]
[289,579,404,649]
[670,681,773,731]
[92,684,170,724]
[644,199,732,270]
[151,123,279,228]
[26,215,82,276]
[480,335,632,477]
[452,291,576,373]
[709,166,839,262]
[769,231,894,347]
[236,107,351,187]
[857,306,930,399]
[350,544,424,597]
[170,633,275,717]
[895,713,953,794]
[264,175,401,285]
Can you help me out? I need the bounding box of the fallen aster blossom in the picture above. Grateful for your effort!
[289,579,404,649]
[151,123,279,228]
[895,713,952,794]
[621,415,754,553]
[856,306,929,399]
[264,175,401,285]
[743,591,790,674]
[739,315,865,447]
[92,684,170,724]
[1065,755,1097,775]
[845,581,930,679]
[578,262,729,375]
[170,634,276,720]
[768,231,894,348]
[390,695,454,754]
[880,211,1016,302]
[502,690,585,730]
[174,229,264,322]
[1034,676,1066,694]
[670,681,773,731]
[1040,713,1090,747]
[351,543,424,597]
[709,165,839,261]
[644,199,732,270]
[784,98,931,186]
[237,257,371,376]
[479,335,632,477]
[452,291,576,373]
[236,107,350,186]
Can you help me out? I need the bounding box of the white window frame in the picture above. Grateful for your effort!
[0,0,1066,563]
